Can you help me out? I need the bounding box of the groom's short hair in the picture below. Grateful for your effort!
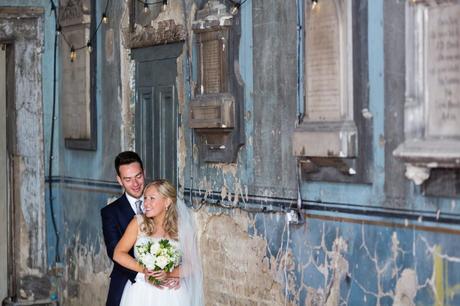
[115,151,144,176]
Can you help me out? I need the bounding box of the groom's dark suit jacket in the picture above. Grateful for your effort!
[101,193,137,306]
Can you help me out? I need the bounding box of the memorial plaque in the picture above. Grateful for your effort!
[305,0,342,121]
[61,27,91,139]
[294,0,356,160]
[200,31,226,94]
[59,0,96,149]
[202,38,221,93]
[393,2,460,187]
[426,4,460,137]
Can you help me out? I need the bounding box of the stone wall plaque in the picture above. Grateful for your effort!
[200,31,226,94]
[305,0,342,121]
[293,0,357,158]
[59,0,96,150]
[190,0,244,163]
[426,5,460,137]
[393,2,460,185]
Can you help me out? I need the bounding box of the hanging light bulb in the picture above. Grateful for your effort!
[86,42,93,53]
[144,3,150,14]
[56,25,62,35]
[162,0,167,11]
[230,3,240,15]
[102,13,108,24]
[311,0,318,10]
[70,47,77,62]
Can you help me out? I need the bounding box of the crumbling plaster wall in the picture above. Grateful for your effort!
[194,207,460,306]
[0,7,49,299]
[7,0,457,305]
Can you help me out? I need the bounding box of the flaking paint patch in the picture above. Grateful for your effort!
[62,234,111,306]
[420,237,460,305]
[202,162,247,206]
[119,1,136,150]
[176,51,187,191]
[325,237,349,306]
[150,0,184,27]
[105,29,115,63]
[197,210,295,306]
[17,207,44,277]
[393,269,417,306]
[218,164,245,205]
[5,14,47,276]
[197,176,213,199]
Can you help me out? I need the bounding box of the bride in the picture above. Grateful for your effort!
[113,179,204,306]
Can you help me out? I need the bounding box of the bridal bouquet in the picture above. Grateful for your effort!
[136,239,182,285]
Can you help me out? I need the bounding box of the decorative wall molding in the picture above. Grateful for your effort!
[123,19,186,49]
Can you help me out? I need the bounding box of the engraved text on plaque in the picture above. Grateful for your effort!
[426,4,460,137]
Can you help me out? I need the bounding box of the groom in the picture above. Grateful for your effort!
[101,151,145,306]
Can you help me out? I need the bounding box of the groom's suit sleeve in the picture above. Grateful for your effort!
[101,205,137,281]
[101,206,120,259]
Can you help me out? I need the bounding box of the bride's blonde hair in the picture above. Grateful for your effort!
[140,179,178,240]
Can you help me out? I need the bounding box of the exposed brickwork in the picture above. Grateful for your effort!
[197,211,293,306]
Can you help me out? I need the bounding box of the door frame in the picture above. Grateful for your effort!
[0,8,46,300]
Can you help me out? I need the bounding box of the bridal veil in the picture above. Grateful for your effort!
[177,198,204,306]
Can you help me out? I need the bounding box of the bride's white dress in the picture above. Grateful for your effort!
[120,230,189,305]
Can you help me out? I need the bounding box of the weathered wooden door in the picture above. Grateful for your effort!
[0,44,8,301]
[132,43,182,186]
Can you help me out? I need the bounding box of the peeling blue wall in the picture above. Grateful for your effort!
[2,0,460,305]
[183,0,460,305]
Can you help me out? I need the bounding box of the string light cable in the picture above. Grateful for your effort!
[311,0,318,10]
[48,0,61,264]
[225,0,249,15]
[136,0,168,14]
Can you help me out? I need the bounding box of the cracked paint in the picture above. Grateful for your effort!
[198,210,295,306]
[1,12,48,299]
[420,238,460,306]
[393,269,417,306]
[207,215,460,306]
[5,1,460,306]
[62,234,110,306]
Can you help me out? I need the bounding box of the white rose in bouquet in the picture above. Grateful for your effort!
[155,255,169,270]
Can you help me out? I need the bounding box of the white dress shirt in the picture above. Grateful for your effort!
[125,193,144,214]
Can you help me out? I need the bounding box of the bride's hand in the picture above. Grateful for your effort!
[143,268,166,288]
[144,268,167,281]
[151,270,167,281]
[163,277,180,290]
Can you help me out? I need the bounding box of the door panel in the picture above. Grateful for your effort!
[0,44,8,301]
[157,86,176,184]
[133,43,182,186]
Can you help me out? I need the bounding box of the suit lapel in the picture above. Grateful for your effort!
[119,194,135,228]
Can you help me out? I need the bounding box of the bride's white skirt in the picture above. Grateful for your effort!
[120,274,189,306]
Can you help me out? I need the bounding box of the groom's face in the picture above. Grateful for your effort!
[117,162,145,199]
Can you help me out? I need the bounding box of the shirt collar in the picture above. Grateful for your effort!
[125,193,144,213]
